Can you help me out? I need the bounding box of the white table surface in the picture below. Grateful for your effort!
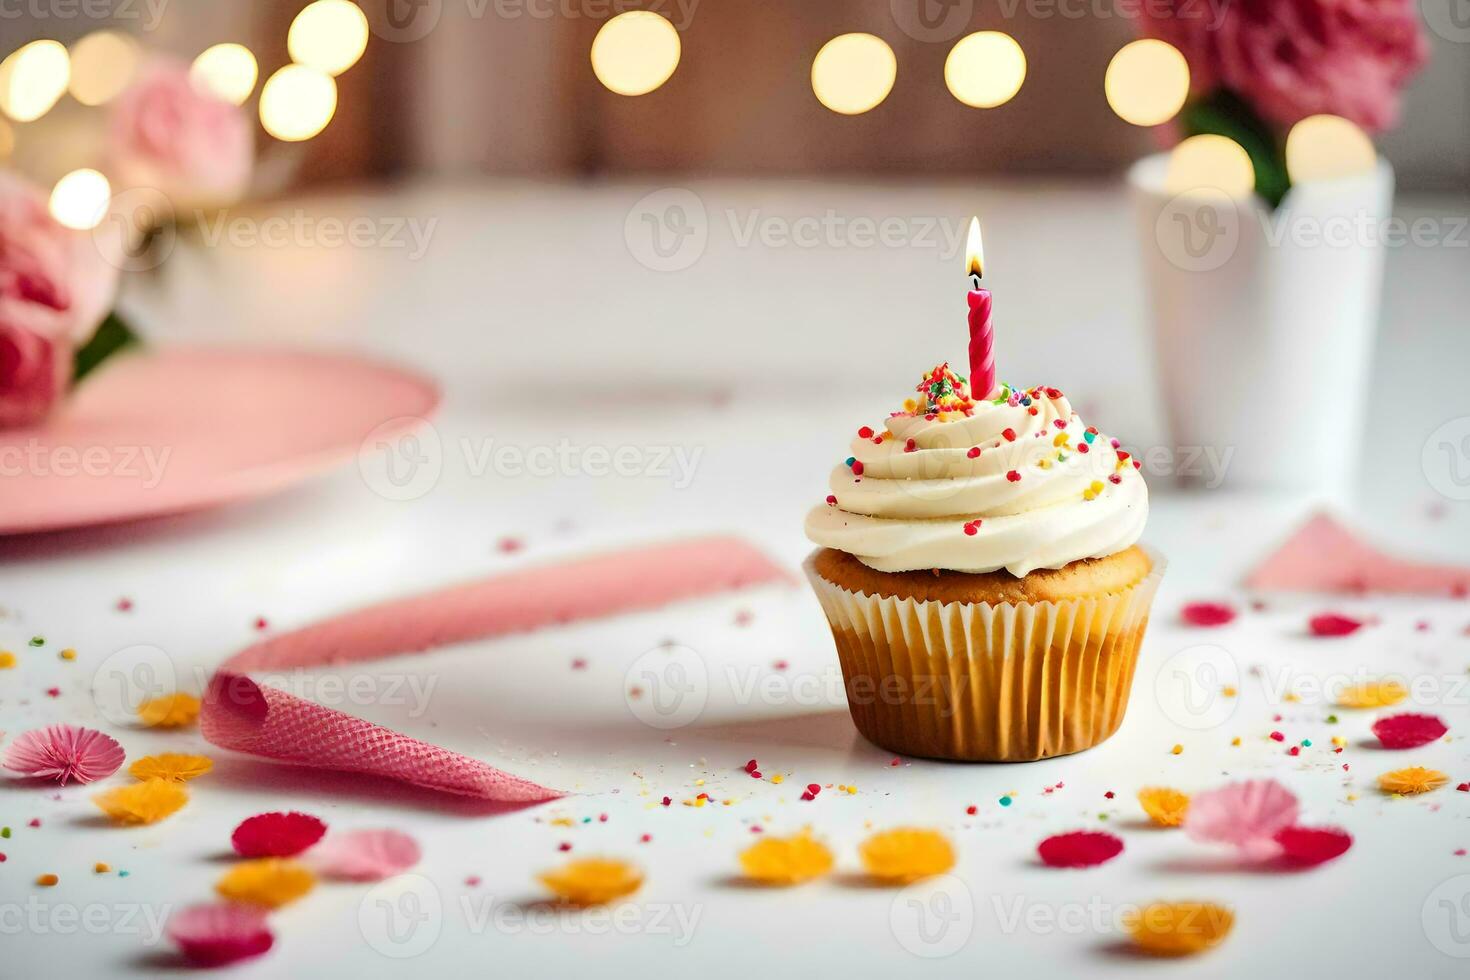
[3,178,1469,978]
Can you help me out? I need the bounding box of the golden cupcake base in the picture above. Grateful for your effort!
[805,546,1164,762]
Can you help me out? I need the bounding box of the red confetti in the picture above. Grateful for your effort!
[1274,826,1352,866]
[825,495,837,506]
[1287,746,1300,756]
[1371,713,1448,750]
[231,811,327,858]
[966,805,978,816]
[253,617,268,631]
[45,687,60,698]
[1270,731,1285,742]
[858,426,874,439]
[640,834,652,843]
[497,537,524,554]
[851,461,865,476]
[558,842,572,852]
[904,439,917,453]
[1036,831,1124,868]
[806,784,821,796]
[889,758,901,767]
[1309,613,1364,637]
[116,598,133,612]
[1006,470,1021,482]
[1181,601,1237,627]
[1104,791,1115,799]
[570,658,587,670]
[744,759,758,772]
[1002,428,1016,442]
[1456,783,1469,793]
[966,447,981,459]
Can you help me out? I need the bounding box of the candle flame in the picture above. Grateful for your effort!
[965,216,984,280]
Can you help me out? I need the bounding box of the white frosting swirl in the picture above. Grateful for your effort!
[805,385,1148,576]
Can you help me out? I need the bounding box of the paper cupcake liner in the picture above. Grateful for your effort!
[804,547,1166,762]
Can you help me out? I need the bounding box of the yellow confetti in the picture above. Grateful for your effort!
[217,859,316,909]
[738,833,834,885]
[859,828,954,883]
[36,873,59,887]
[59,648,77,661]
[1220,686,1237,697]
[538,858,643,906]
[0,651,15,669]
[1331,736,1347,748]
[770,774,784,785]
[94,863,111,874]
[128,753,214,783]
[1282,692,1301,703]
[1230,737,1241,747]
[1335,680,1407,709]
[548,817,575,827]
[93,780,189,825]
[1137,787,1190,828]
[1378,766,1448,796]
[1170,744,1184,755]
[1126,902,1234,957]
[137,692,201,728]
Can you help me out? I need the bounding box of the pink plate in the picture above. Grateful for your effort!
[0,348,438,535]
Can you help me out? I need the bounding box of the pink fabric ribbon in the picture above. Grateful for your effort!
[202,537,794,801]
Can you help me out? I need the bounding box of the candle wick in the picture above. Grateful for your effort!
[969,273,982,290]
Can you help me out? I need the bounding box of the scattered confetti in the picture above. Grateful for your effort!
[0,651,15,669]
[1137,787,1190,827]
[137,692,201,729]
[1274,826,1353,866]
[1181,602,1236,627]
[94,863,111,873]
[1126,902,1234,957]
[1036,831,1123,868]
[1170,744,1183,755]
[167,903,274,967]
[859,829,955,883]
[58,649,76,661]
[538,858,643,906]
[308,829,421,881]
[1378,766,1448,796]
[216,859,316,909]
[1309,613,1364,637]
[1185,780,1299,859]
[232,812,328,858]
[3,725,125,785]
[738,833,834,885]
[1371,713,1448,750]
[1336,681,1407,709]
[128,754,214,783]
[93,780,189,825]
[35,873,58,887]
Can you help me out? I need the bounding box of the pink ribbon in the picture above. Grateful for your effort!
[202,537,794,801]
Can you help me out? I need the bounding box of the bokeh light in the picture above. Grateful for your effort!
[190,43,259,106]
[49,168,112,231]
[0,40,71,122]
[288,0,370,77]
[811,33,897,115]
[259,64,337,142]
[1286,114,1377,185]
[1165,134,1256,198]
[943,31,1026,109]
[68,31,140,107]
[1105,39,1189,127]
[590,11,681,96]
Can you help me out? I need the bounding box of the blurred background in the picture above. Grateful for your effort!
[4,0,1468,186]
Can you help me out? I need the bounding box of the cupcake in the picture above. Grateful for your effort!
[804,364,1161,762]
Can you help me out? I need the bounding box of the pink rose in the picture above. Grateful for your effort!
[1135,0,1429,132]
[0,173,118,428]
[108,59,253,211]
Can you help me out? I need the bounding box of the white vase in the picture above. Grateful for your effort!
[1129,153,1394,498]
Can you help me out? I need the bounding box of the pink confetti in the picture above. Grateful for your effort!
[1037,831,1123,868]
[308,828,421,881]
[232,811,327,858]
[167,903,273,967]
[3,725,124,785]
[1181,601,1237,627]
[1185,779,1299,859]
[1274,826,1352,867]
[1372,713,1448,750]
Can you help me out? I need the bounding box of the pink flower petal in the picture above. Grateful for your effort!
[3,724,124,785]
[307,828,421,881]
[1371,713,1448,750]
[167,902,273,967]
[1185,779,1299,859]
[1309,613,1364,637]
[1181,601,1237,627]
